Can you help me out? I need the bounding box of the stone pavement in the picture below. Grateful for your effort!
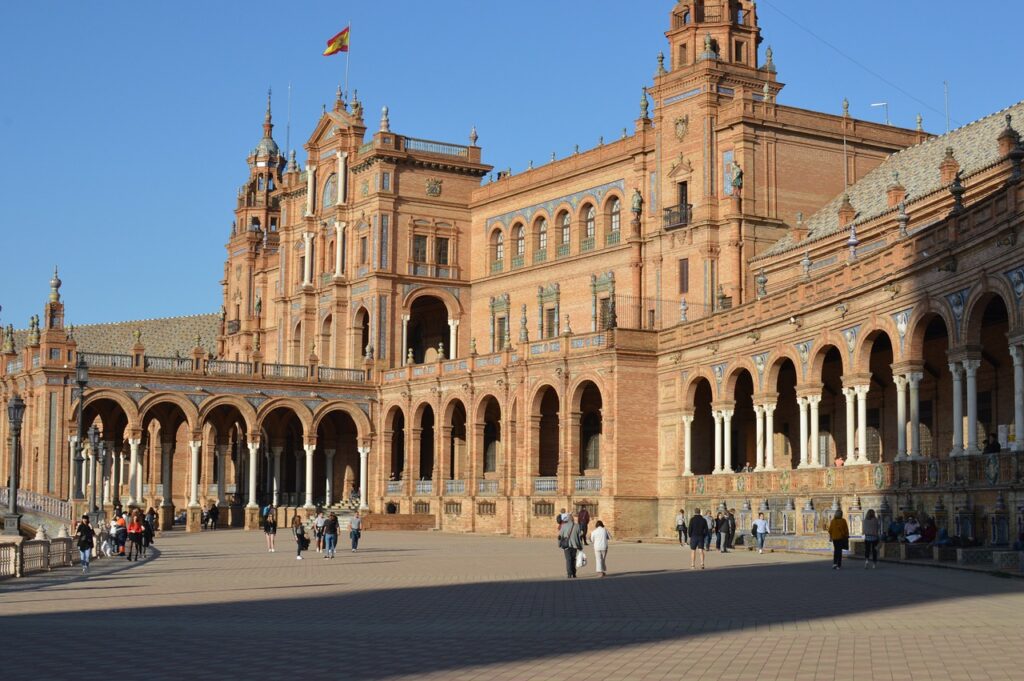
[2,529,1023,681]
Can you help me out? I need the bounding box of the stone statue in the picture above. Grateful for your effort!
[631,188,644,216]
[220,305,227,323]
[730,162,744,190]
[639,87,649,119]
[755,269,768,299]
[254,295,262,317]
[704,32,713,53]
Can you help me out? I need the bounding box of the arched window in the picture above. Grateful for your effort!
[268,177,275,191]
[585,206,596,239]
[512,224,525,256]
[492,230,504,268]
[559,212,571,245]
[537,218,548,251]
[257,175,264,191]
[322,173,338,208]
[609,198,621,233]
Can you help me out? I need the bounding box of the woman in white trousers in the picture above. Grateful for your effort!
[590,520,611,577]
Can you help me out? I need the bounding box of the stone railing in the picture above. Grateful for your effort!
[318,366,367,383]
[386,481,403,495]
[414,480,433,496]
[263,363,309,379]
[477,480,498,495]
[80,352,133,369]
[574,476,602,492]
[144,356,194,373]
[404,137,469,158]
[444,480,466,495]
[533,477,558,494]
[207,359,254,376]
[0,536,76,579]
[0,487,73,520]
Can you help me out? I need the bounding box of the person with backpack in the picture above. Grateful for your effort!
[323,512,340,559]
[674,508,688,546]
[577,506,591,546]
[292,514,308,560]
[74,515,95,574]
[557,511,584,578]
[688,508,709,570]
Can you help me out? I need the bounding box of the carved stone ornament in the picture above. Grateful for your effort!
[425,178,443,197]
[360,179,370,197]
[674,115,689,141]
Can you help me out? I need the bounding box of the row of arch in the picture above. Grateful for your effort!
[490,194,623,266]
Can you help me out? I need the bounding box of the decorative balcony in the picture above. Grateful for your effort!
[414,480,433,495]
[491,260,503,274]
[444,480,466,495]
[318,366,367,383]
[580,237,595,252]
[574,476,603,492]
[263,363,309,380]
[511,255,524,269]
[533,476,557,494]
[477,479,498,495]
[386,481,403,495]
[556,244,570,258]
[663,203,693,230]
[207,359,253,376]
[606,230,620,246]
[533,249,547,264]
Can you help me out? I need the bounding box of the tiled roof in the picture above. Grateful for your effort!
[761,100,1024,257]
[10,313,220,358]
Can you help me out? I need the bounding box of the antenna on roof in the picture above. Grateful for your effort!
[842,98,849,188]
[943,81,950,133]
[870,102,890,126]
[286,82,292,158]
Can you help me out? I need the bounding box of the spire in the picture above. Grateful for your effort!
[253,88,280,158]
[263,87,273,137]
[335,85,346,112]
[49,266,62,303]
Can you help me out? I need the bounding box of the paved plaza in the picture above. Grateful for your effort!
[2,529,1023,681]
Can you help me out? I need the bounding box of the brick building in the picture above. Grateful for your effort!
[3,1,1023,542]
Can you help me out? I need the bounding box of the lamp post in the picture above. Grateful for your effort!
[87,424,106,527]
[73,356,88,499]
[3,394,26,535]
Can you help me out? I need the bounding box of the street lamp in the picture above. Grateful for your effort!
[87,423,106,527]
[3,394,26,535]
[73,356,88,499]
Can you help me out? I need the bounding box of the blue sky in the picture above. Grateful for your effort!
[0,1,1019,328]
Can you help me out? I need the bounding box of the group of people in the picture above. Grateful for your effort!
[556,509,611,578]
[201,502,220,530]
[72,506,157,573]
[260,504,363,560]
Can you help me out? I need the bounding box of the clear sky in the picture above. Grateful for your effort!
[0,1,1019,329]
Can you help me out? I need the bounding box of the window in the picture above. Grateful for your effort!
[494,232,504,262]
[678,43,688,66]
[257,176,264,191]
[609,199,621,232]
[560,213,571,244]
[382,172,391,191]
[678,258,690,294]
[585,206,596,239]
[322,173,338,207]
[270,217,278,232]
[267,177,274,191]
[734,41,745,63]
[537,218,548,251]
[495,316,507,350]
[379,216,389,268]
[360,237,368,264]
[436,237,449,266]
[512,224,525,256]
[598,297,611,330]
[413,235,428,263]
[544,307,557,339]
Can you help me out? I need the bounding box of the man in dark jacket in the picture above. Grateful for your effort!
[687,508,708,569]
[577,507,591,545]
[722,509,736,552]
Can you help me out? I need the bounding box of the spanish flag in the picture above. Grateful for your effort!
[323,27,350,56]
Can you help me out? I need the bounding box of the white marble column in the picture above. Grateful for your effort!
[303,444,315,509]
[68,435,79,500]
[808,396,822,467]
[764,405,776,470]
[754,405,765,471]
[135,444,144,505]
[336,152,347,205]
[246,442,259,508]
[302,232,313,286]
[894,375,908,461]
[127,438,140,506]
[324,449,336,506]
[797,397,810,468]
[334,222,346,277]
[855,385,870,464]
[682,414,694,476]
[949,361,964,456]
[908,372,923,458]
[963,358,981,455]
[358,446,370,511]
[188,441,201,507]
[1012,345,1024,452]
[305,164,316,216]
[401,315,410,364]
[272,447,282,506]
[160,440,174,508]
[842,387,856,463]
[215,445,226,505]
[448,319,459,359]
[722,409,734,473]
[712,411,724,474]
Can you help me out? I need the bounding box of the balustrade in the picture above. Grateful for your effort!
[80,352,133,369]
[477,480,498,495]
[573,476,603,492]
[207,359,253,376]
[386,480,404,495]
[444,480,466,495]
[533,477,557,494]
[144,356,194,373]
[263,363,309,379]
[414,480,433,495]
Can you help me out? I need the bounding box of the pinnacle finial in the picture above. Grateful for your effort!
[265,87,272,123]
[380,105,390,132]
[916,113,923,131]
[49,266,62,303]
[469,125,478,146]
[842,97,849,117]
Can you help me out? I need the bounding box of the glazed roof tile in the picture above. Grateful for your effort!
[10,313,220,358]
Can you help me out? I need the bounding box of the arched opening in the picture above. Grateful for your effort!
[919,315,952,456]
[321,314,333,366]
[606,196,621,241]
[202,403,251,523]
[354,308,370,361]
[140,401,191,528]
[534,217,548,260]
[446,401,467,480]
[387,408,405,480]
[975,295,1013,450]
[408,295,448,363]
[865,332,895,462]
[692,378,714,474]
[259,406,306,509]
[315,409,360,507]
[511,223,525,258]
[730,371,755,471]
[577,382,603,473]
[490,229,505,270]
[558,211,571,254]
[773,359,799,469]
[80,397,131,509]
[291,321,303,364]
[537,387,560,477]
[820,346,845,465]
[481,397,501,475]
[418,405,435,481]
[322,173,338,208]
[582,204,596,243]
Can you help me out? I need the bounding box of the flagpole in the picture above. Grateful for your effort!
[344,21,351,100]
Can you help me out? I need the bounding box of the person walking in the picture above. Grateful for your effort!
[313,510,327,553]
[578,506,591,546]
[862,508,880,569]
[264,507,278,552]
[141,511,155,557]
[590,520,611,577]
[74,515,95,574]
[323,512,340,559]
[714,511,726,551]
[126,511,144,561]
[688,508,708,569]
[208,502,219,530]
[349,511,363,552]
[674,508,688,545]
[702,510,714,551]
[828,509,850,569]
[752,512,770,554]
[292,514,307,560]
[557,511,584,578]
